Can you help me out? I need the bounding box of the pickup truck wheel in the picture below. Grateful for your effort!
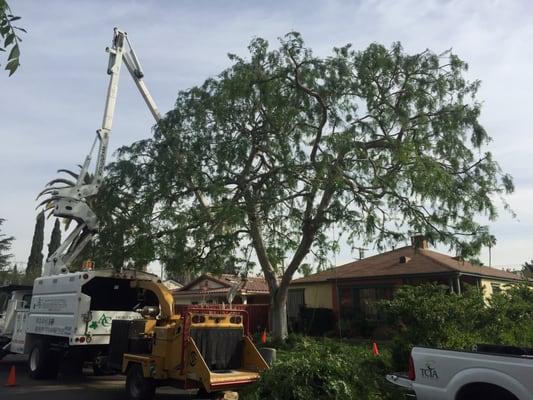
[126,364,155,400]
[28,340,58,379]
[457,383,518,400]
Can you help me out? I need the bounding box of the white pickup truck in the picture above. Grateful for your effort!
[387,345,533,400]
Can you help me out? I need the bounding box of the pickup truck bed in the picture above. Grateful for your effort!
[387,345,533,400]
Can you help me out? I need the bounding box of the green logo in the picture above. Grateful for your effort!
[89,313,112,330]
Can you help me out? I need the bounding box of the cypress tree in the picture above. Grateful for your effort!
[0,218,14,270]
[47,219,62,259]
[26,211,45,277]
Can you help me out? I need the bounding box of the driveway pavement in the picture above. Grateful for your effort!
[0,354,204,400]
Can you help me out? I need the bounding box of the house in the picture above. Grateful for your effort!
[173,273,270,305]
[290,236,523,323]
[161,279,183,291]
[173,274,271,333]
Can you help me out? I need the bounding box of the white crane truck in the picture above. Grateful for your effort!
[0,28,166,379]
[386,345,533,400]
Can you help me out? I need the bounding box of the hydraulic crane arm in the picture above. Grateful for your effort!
[38,28,161,276]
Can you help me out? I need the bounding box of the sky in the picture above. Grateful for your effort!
[1,0,532,275]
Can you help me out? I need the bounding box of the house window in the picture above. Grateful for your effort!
[341,286,394,320]
[288,289,305,319]
[491,283,502,294]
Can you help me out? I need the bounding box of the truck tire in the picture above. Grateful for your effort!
[457,383,518,400]
[126,363,155,400]
[28,340,59,379]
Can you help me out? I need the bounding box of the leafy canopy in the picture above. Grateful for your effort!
[98,33,512,281]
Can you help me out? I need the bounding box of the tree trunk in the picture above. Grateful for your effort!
[270,286,289,340]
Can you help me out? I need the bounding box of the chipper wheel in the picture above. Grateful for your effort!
[126,363,155,400]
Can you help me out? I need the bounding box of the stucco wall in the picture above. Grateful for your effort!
[481,278,511,298]
[292,283,333,309]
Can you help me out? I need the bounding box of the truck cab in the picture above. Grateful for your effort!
[0,284,32,358]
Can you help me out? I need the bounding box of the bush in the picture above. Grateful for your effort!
[485,284,533,347]
[380,283,533,369]
[241,337,403,400]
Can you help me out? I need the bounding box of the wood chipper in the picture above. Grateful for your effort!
[107,279,269,400]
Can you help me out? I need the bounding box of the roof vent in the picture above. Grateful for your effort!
[399,256,411,264]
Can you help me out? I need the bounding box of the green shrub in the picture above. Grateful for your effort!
[380,283,533,369]
[485,283,533,347]
[241,338,402,400]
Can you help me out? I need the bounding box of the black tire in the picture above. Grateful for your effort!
[126,363,155,400]
[28,340,59,379]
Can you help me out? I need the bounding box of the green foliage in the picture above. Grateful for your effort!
[0,217,14,269]
[101,33,511,273]
[522,260,533,278]
[0,218,23,285]
[26,211,45,277]
[242,337,401,400]
[0,0,25,76]
[380,283,533,369]
[484,284,533,347]
[96,33,512,338]
[47,219,61,259]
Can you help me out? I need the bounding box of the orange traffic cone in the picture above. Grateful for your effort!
[261,329,267,344]
[5,365,16,387]
[372,342,380,356]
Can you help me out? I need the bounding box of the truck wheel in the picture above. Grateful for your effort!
[126,364,155,400]
[28,340,58,379]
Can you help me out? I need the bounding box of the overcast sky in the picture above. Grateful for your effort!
[1,0,532,274]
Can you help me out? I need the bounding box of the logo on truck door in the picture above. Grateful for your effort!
[419,361,439,380]
[89,313,112,330]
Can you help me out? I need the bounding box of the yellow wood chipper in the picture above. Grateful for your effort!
[107,279,269,400]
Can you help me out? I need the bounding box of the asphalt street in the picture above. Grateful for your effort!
[0,354,206,400]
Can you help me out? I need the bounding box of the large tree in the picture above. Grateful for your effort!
[99,33,513,339]
[26,211,45,277]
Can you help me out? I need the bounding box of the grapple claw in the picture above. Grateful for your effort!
[46,178,76,187]
[36,186,70,200]
[57,169,80,180]
[36,196,60,210]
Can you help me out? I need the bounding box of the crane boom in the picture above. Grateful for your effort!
[38,28,160,276]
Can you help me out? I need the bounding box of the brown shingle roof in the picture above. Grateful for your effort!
[293,246,521,284]
[175,273,269,295]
